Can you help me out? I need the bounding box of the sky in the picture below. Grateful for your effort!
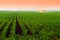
[0,0,60,11]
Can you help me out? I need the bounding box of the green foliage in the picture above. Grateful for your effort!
[0,11,60,40]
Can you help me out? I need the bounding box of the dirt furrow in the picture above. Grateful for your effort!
[15,16,23,35]
[18,16,32,35]
[24,24,32,35]
[6,16,14,38]
[0,16,12,35]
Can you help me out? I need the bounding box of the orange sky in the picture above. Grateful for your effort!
[0,0,60,11]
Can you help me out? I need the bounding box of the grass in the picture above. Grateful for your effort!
[0,11,60,40]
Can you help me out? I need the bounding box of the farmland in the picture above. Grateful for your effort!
[0,11,60,40]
